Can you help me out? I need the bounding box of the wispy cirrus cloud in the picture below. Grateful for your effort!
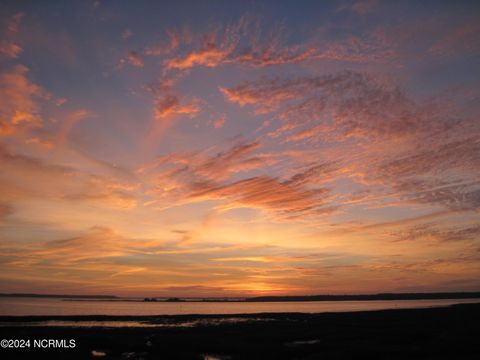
[141,73,201,147]
[152,94,199,120]
[63,190,138,210]
[125,50,144,67]
[0,142,78,204]
[0,12,23,58]
[0,140,141,212]
[147,16,318,71]
[116,50,145,69]
[222,69,480,213]
[146,72,200,121]
[0,142,74,177]
[140,139,337,218]
[145,26,192,56]
[221,70,423,141]
[0,226,161,268]
[0,65,47,135]
[187,175,333,218]
[140,139,270,185]
[391,223,480,243]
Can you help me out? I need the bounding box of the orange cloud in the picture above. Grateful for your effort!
[153,94,199,120]
[63,191,138,209]
[0,65,46,135]
[24,137,54,149]
[187,175,332,218]
[140,138,340,218]
[3,226,160,267]
[165,45,231,70]
[0,120,14,135]
[0,142,74,177]
[142,139,270,182]
[126,50,144,67]
[213,256,281,263]
[161,16,318,71]
[117,50,145,69]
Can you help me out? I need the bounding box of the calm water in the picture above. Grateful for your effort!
[0,297,478,316]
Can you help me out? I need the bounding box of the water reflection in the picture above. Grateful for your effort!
[0,297,479,316]
[0,317,274,328]
[91,350,106,357]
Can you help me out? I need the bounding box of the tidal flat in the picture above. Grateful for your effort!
[0,303,479,359]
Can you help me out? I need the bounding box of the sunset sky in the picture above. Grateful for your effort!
[0,0,479,297]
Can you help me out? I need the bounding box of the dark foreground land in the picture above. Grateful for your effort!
[1,303,479,359]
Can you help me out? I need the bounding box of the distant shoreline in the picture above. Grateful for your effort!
[0,293,118,299]
[245,291,480,302]
[1,291,480,302]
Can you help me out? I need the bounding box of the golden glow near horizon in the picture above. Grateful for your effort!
[0,1,479,297]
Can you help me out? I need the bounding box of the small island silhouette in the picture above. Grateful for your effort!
[143,297,184,302]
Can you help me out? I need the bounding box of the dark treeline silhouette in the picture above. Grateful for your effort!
[246,292,480,302]
[0,293,117,299]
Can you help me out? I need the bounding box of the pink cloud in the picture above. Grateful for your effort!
[222,69,480,213]
[0,13,24,58]
[142,140,268,182]
[153,94,199,120]
[159,16,318,71]
[212,114,226,129]
[141,139,338,218]
[187,175,333,218]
